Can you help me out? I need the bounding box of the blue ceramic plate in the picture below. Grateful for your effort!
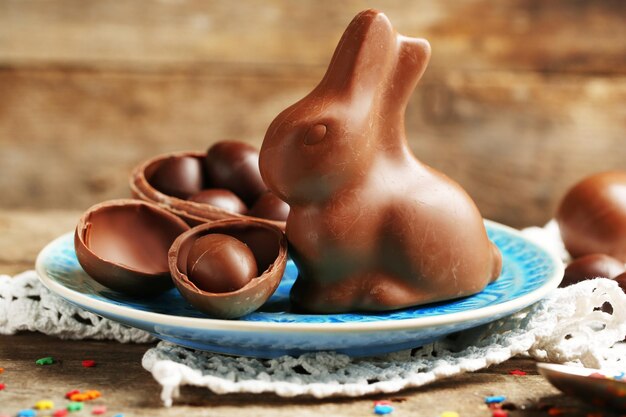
[36,221,563,358]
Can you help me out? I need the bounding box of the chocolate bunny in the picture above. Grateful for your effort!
[259,9,502,313]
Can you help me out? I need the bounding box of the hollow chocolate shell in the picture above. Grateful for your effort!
[75,199,190,296]
[556,171,626,262]
[169,218,287,319]
[130,151,286,229]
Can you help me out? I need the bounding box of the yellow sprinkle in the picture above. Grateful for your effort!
[441,412,459,417]
[35,400,55,410]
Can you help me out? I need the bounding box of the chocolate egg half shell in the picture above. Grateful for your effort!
[557,171,626,262]
[169,218,287,319]
[74,199,190,296]
[130,150,286,229]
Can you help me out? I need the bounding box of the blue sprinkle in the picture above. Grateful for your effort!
[374,404,394,414]
[17,410,37,417]
[113,415,125,417]
[614,372,625,381]
[485,395,506,404]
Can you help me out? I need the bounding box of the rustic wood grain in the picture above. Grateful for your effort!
[0,333,605,416]
[0,0,624,74]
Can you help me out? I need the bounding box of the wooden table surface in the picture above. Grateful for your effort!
[0,209,616,416]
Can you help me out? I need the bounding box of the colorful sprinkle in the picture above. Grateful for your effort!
[374,404,394,414]
[613,372,625,381]
[113,414,124,417]
[16,410,36,417]
[0,367,4,373]
[67,402,84,412]
[374,400,392,406]
[85,390,101,400]
[35,357,55,366]
[69,393,90,402]
[485,395,506,404]
[508,369,527,376]
[34,400,54,410]
[548,407,567,416]
[492,410,508,417]
[0,383,5,390]
[65,390,80,399]
[82,360,96,368]
[91,406,107,415]
[589,372,606,379]
[440,412,459,417]
[53,410,69,417]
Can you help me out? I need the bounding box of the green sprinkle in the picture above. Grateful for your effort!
[67,402,84,412]
[35,357,55,366]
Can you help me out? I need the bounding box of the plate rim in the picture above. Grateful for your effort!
[35,220,564,334]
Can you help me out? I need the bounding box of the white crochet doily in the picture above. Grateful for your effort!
[1,223,625,407]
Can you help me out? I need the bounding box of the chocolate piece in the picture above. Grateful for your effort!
[248,191,290,221]
[147,155,204,199]
[259,9,502,313]
[74,199,190,296]
[204,141,267,205]
[614,272,626,293]
[556,171,626,262]
[169,219,287,318]
[186,233,258,293]
[561,254,626,287]
[187,189,247,215]
[130,151,286,229]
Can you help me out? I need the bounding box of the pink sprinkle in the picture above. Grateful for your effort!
[82,360,97,368]
[374,400,392,406]
[65,389,80,399]
[53,410,69,417]
[92,405,107,415]
[0,383,5,390]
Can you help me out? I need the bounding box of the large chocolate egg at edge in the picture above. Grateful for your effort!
[75,199,190,296]
[169,218,287,319]
[130,150,286,229]
[556,171,626,262]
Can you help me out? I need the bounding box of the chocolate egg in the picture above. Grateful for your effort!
[614,272,626,292]
[204,141,267,205]
[130,151,286,229]
[248,191,290,221]
[187,189,247,215]
[74,199,190,296]
[556,171,626,262]
[186,233,258,293]
[169,218,287,319]
[147,155,204,199]
[561,253,626,287]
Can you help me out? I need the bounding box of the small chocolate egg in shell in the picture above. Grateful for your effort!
[169,218,288,319]
[74,199,190,296]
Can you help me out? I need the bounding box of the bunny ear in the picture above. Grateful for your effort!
[383,36,431,111]
[317,9,397,98]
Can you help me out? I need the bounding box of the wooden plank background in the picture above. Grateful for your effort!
[0,0,625,228]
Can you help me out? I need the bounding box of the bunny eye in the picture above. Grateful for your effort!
[303,124,327,146]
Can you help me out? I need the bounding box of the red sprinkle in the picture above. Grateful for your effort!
[65,389,80,399]
[53,410,69,417]
[91,405,107,415]
[492,410,508,417]
[508,369,527,376]
[82,360,96,368]
[0,383,5,390]
[374,400,392,406]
